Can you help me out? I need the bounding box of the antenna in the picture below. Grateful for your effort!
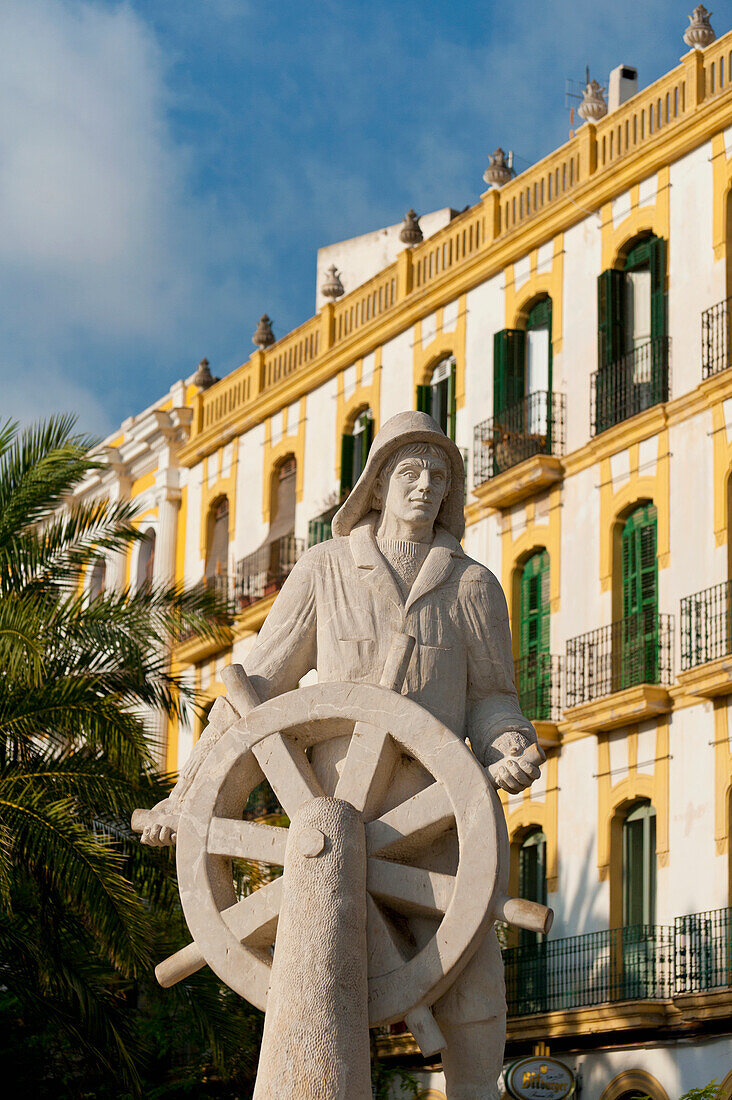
[565,67,592,139]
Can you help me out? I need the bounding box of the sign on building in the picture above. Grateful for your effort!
[505,1056,576,1100]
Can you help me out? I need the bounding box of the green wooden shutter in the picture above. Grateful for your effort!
[446,360,457,440]
[597,268,626,369]
[364,414,374,456]
[621,505,658,685]
[339,433,354,499]
[416,385,431,414]
[649,236,667,342]
[520,551,550,656]
[623,802,656,927]
[493,329,525,416]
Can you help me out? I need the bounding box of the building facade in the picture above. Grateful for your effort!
[91,17,732,1098]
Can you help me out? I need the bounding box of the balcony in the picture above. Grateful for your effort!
[515,653,562,744]
[502,908,732,1024]
[236,534,304,611]
[677,579,732,697]
[563,612,673,732]
[472,391,565,509]
[702,296,732,380]
[504,923,673,1017]
[591,336,670,436]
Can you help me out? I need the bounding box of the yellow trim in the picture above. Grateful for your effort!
[713,699,732,859]
[165,486,188,775]
[712,131,732,262]
[335,350,382,483]
[504,233,564,353]
[596,721,669,901]
[600,166,671,271]
[599,1070,669,1100]
[711,396,732,548]
[501,486,562,626]
[262,397,307,525]
[598,429,670,594]
[199,443,239,559]
[130,468,156,499]
[503,752,559,894]
[412,295,467,411]
[561,685,672,737]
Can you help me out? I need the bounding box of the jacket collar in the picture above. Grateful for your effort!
[348,516,462,612]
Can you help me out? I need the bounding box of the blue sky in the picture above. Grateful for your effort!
[0,0,713,436]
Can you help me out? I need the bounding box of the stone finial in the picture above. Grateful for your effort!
[482,148,513,188]
[252,314,275,349]
[684,5,716,48]
[399,209,423,246]
[321,264,345,300]
[578,79,608,123]
[193,357,217,390]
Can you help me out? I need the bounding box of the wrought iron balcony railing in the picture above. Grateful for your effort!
[503,908,732,1016]
[473,390,565,487]
[674,908,732,994]
[236,534,304,609]
[503,923,674,1016]
[515,653,562,723]
[591,336,670,436]
[702,297,732,380]
[565,611,674,708]
[680,579,732,671]
[178,573,235,641]
[308,507,338,548]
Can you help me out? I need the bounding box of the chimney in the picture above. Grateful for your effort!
[608,65,638,112]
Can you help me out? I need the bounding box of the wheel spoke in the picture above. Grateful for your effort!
[251,732,324,818]
[225,876,284,948]
[334,724,397,817]
[208,817,288,863]
[365,781,454,859]
[155,877,283,987]
[367,858,454,918]
[366,895,408,978]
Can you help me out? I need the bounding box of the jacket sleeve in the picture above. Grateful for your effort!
[243,553,318,701]
[459,568,537,762]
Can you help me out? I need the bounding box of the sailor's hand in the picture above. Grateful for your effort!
[141,798,178,847]
[483,728,545,793]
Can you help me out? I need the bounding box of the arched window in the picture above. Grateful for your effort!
[339,409,374,498]
[620,504,658,688]
[416,356,456,440]
[518,829,547,938]
[623,800,657,927]
[135,527,156,591]
[205,497,229,592]
[595,234,668,434]
[517,551,551,719]
[88,558,106,599]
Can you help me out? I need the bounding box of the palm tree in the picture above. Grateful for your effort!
[0,416,253,1094]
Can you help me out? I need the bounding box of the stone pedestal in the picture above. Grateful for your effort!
[252,797,371,1100]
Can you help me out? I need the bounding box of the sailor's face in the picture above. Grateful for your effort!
[381,453,448,531]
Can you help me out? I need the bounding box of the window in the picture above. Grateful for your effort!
[416,357,456,440]
[620,504,658,687]
[205,497,229,584]
[340,409,374,498]
[517,551,551,720]
[594,236,668,434]
[622,801,657,927]
[518,829,547,941]
[493,297,553,418]
[135,528,155,591]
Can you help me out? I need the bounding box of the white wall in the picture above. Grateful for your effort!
[315,208,455,311]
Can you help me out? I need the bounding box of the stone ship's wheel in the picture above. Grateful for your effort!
[157,671,509,1050]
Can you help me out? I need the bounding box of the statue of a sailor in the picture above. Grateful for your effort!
[144,410,545,1099]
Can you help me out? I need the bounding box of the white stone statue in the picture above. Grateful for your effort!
[135,411,549,1099]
